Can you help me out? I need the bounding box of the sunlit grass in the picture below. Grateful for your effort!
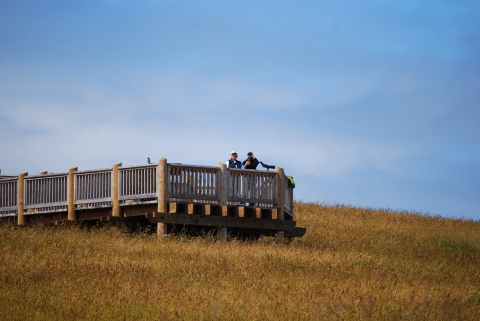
[1,202,479,320]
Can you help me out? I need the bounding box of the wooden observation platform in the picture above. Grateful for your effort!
[0,159,305,240]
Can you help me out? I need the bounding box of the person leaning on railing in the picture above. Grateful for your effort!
[242,152,259,169]
[226,150,244,205]
[226,151,243,168]
[243,152,259,206]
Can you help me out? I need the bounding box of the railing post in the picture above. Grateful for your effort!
[17,172,28,226]
[112,163,122,217]
[275,166,285,242]
[68,167,78,221]
[217,162,228,240]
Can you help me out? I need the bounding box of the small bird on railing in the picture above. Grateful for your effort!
[147,157,151,164]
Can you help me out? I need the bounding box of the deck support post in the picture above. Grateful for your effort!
[17,172,27,226]
[217,162,228,239]
[157,222,167,238]
[157,158,168,239]
[275,166,285,243]
[218,226,228,241]
[112,163,122,217]
[68,167,78,221]
[158,158,168,213]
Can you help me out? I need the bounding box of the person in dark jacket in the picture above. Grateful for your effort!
[243,152,259,206]
[242,152,259,169]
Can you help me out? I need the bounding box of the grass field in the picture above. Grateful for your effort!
[1,202,479,320]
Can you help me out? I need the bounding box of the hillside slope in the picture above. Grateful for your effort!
[1,203,479,320]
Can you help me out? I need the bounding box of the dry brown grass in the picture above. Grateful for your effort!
[1,202,479,320]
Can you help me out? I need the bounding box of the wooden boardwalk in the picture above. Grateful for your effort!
[0,159,305,240]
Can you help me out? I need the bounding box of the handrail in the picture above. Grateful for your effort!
[227,169,277,204]
[0,177,18,216]
[119,164,157,202]
[168,164,220,201]
[75,168,112,205]
[24,173,68,210]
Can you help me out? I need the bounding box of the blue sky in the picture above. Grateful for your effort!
[1,0,479,220]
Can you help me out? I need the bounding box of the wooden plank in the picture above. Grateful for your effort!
[169,202,178,214]
[167,194,218,201]
[284,227,307,238]
[228,197,275,204]
[271,208,278,220]
[226,216,296,230]
[123,204,157,217]
[221,205,228,217]
[255,208,262,219]
[204,204,211,215]
[27,212,68,224]
[187,203,194,215]
[154,213,295,230]
[237,206,245,218]
[155,213,227,227]
[145,212,157,224]
[75,208,111,220]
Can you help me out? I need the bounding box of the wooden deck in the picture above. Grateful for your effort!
[0,159,305,240]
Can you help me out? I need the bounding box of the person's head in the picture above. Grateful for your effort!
[231,151,238,160]
[247,152,253,158]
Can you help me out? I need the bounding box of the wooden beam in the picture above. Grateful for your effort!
[271,208,278,220]
[226,216,295,230]
[158,158,168,213]
[169,202,178,214]
[112,163,122,217]
[77,208,112,221]
[123,204,157,217]
[68,167,78,221]
[237,206,245,218]
[255,208,262,219]
[204,204,211,215]
[17,172,27,226]
[187,203,194,215]
[154,213,296,230]
[155,213,227,226]
[221,205,228,217]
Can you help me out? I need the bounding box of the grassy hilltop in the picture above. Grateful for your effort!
[1,202,479,320]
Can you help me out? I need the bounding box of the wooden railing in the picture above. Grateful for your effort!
[284,175,293,214]
[119,164,157,205]
[168,164,219,202]
[24,173,68,214]
[227,169,277,204]
[75,168,112,209]
[0,178,18,217]
[0,159,294,222]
